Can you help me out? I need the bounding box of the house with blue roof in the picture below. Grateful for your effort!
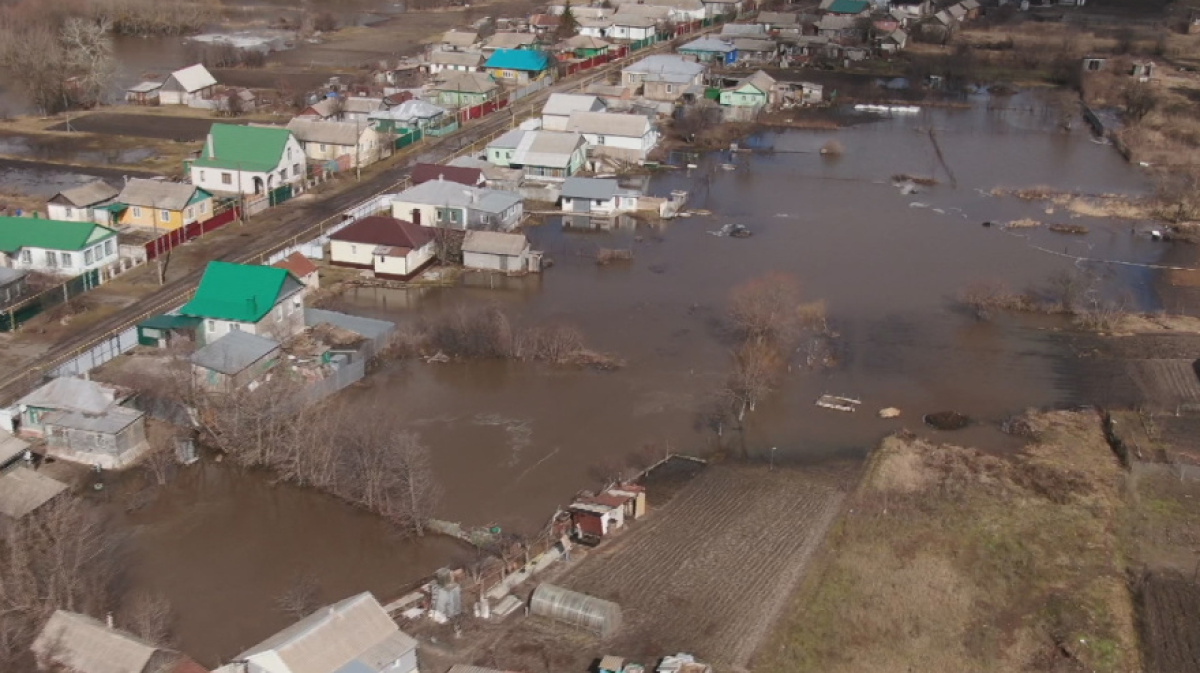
[484,49,554,85]
[678,36,738,65]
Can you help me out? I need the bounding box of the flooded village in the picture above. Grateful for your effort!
[1,0,1200,671]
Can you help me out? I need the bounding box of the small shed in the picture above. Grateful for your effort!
[0,432,29,469]
[191,330,281,393]
[125,81,162,105]
[0,467,68,533]
[136,314,203,348]
[0,267,28,309]
[461,230,540,273]
[529,584,622,638]
[569,498,625,538]
[604,484,647,520]
[272,251,321,291]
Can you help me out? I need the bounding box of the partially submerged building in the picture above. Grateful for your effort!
[461,230,541,273]
[391,180,524,230]
[218,592,419,673]
[560,177,641,214]
[0,466,68,533]
[190,330,282,394]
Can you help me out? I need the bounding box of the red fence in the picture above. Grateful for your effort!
[144,205,241,260]
[456,95,511,125]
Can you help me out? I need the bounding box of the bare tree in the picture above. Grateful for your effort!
[431,226,464,265]
[722,340,783,421]
[0,497,123,667]
[0,25,69,115]
[727,272,809,347]
[223,90,245,118]
[119,591,174,646]
[1121,82,1158,122]
[387,431,441,536]
[1153,169,1200,223]
[60,17,115,108]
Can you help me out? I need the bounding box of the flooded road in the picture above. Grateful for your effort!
[330,92,1163,528]
[114,462,472,666]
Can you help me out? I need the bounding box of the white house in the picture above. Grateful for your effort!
[286,118,387,168]
[391,179,524,231]
[560,177,641,214]
[329,215,436,280]
[217,593,419,673]
[190,123,306,196]
[578,16,615,38]
[0,217,118,275]
[542,93,607,132]
[609,14,659,41]
[427,49,484,74]
[178,261,307,344]
[566,111,659,163]
[462,230,541,273]
[159,63,218,105]
[45,180,120,225]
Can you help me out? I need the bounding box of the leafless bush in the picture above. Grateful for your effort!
[311,11,338,33]
[1153,169,1200,223]
[1122,82,1159,122]
[522,325,586,364]
[0,497,123,667]
[118,591,174,646]
[275,571,322,619]
[722,340,784,422]
[426,305,514,359]
[959,280,1038,318]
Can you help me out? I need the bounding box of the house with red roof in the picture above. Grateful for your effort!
[329,216,436,280]
[410,163,485,187]
[272,251,320,290]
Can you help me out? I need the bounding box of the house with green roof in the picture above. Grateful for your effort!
[0,216,118,275]
[484,49,554,85]
[188,123,306,197]
[178,261,307,344]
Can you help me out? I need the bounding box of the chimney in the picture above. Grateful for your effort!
[206,133,215,159]
[105,613,114,629]
[438,173,445,182]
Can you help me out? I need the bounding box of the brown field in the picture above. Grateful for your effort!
[1137,571,1200,673]
[757,410,1140,673]
[47,113,239,142]
[544,464,847,669]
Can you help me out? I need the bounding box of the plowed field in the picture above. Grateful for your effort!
[555,465,844,669]
[1139,571,1200,673]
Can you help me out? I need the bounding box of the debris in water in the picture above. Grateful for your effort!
[899,183,919,195]
[1048,224,1089,235]
[816,394,862,412]
[1151,229,1163,240]
[909,202,930,209]
[820,140,844,156]
[924,411,970,430]
[720,163,737,171]
[982,221,993,227]
[425,351,450,364]
[933,208,945,214]
[1004,218,1041,229]
[686,163,698,169]
[709,223,752,238]
[878,407,901,419]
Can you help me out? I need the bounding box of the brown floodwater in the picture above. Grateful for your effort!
[115,91,1168,664]
[110,463,472,666]
[328,91,1164,528]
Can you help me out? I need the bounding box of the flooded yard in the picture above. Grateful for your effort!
[329,92,1163,528]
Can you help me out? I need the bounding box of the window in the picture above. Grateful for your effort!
[20,250,30,264]
[231,323,242,331]
[206,320,215,332]
[199,170,206,182]
[160,209,171,222]
[186,207,194,220]
[221,172,232,185]
[293,163,301,176]
[199,201,207,214]
[319,144,327,152]
[595,135,605,145]
[280,168,288,180]
[84,249,94,265]
[595,199,604,206]
[103,240,114,256]
[666,84,674,94]
[64,207,73,218]
[60,253,72,267]
[350,245,357,254]
[287,147,293,160]
[131,206,142,218]
[45,251,57,267]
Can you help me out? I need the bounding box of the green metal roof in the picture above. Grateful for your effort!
[187,188,213,205]
[96,203,128,213]
[0,216,115,253]
[828,0,869,13]
[179,261,294,323]
[138,314,203,330]
[191,124,293,173]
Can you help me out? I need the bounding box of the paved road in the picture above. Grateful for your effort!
[0,33,700,406]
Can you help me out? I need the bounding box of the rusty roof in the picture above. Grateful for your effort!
[272,251,319,278]
[330,215,433,250]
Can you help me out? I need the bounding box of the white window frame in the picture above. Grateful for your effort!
[61,253,73,267]
[103,240,114,256]
[84,248,94,265]
[131,206,142,218]
[20,249,31,264]
[221,172,232,185]
[206,319,215,332]
[160,209,171,222]
[64,207,73,218]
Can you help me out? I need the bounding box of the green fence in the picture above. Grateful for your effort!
[0,269,101,332]
[394,128,424,150]
[268,184,294,207]
[426,120,460,137]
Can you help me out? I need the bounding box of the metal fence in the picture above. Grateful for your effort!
[0,269,102,333]
[49,326,139,377]
[145,203,241,261]
[301,357,367,404]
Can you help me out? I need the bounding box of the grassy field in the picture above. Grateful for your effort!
[756,410,1140,673]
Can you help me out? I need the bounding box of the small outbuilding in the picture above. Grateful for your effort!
[125,81,162,105]
[461,230,541,273]
[272,251,321,290]
[159,63,218,105]
[529,583,622,638]
[191,330,281,394]
[0,467,68,533]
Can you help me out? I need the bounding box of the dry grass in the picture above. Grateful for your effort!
[1113,312,1200,334]
[756,410,1139,673]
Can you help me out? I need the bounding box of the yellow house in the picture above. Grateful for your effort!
[116,178,215,231]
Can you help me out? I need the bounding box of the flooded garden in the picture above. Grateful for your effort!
[108,90,1174,663]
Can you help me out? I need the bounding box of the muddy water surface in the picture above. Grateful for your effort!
[330,92,1163,527]
[116,462,472,666]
